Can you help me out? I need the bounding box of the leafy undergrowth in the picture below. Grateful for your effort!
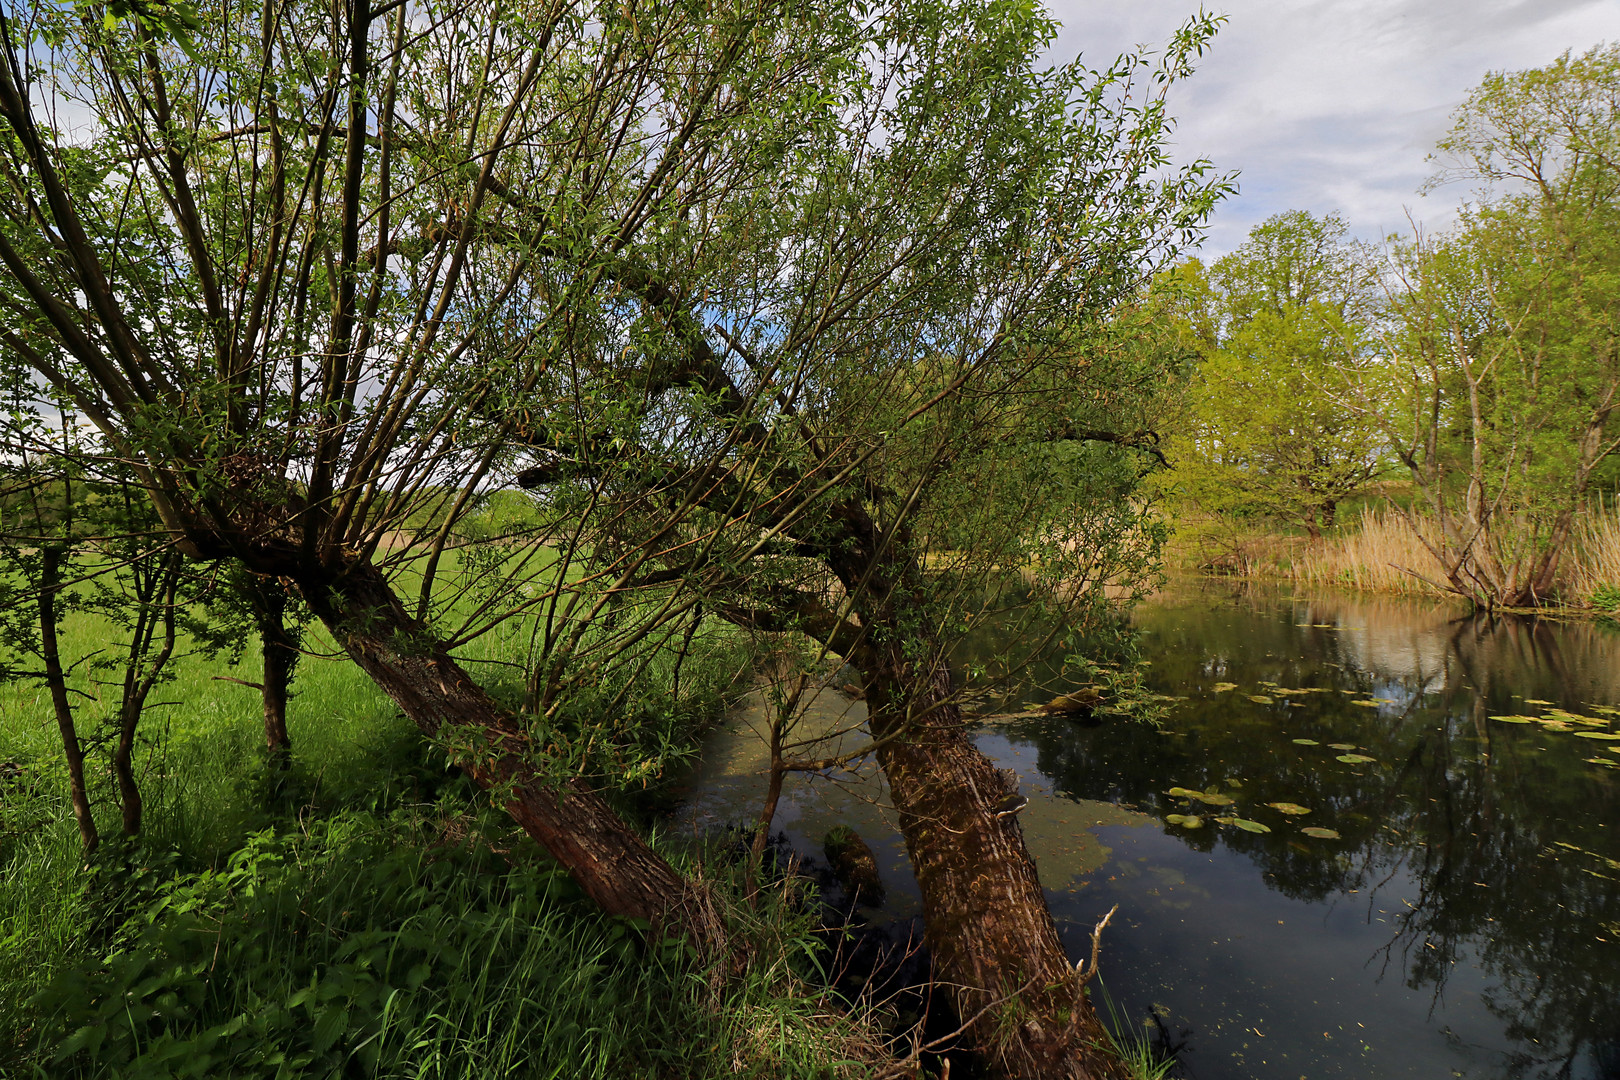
[13,806,877,1079]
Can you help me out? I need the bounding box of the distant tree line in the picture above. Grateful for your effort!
[1157,44,1620,610]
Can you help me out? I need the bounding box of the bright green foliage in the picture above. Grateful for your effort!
[29,813,853,1080]
[1368,45,1620,606]
[1165,212,1386,541]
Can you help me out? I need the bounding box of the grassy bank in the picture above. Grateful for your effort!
[0,570,887,1078]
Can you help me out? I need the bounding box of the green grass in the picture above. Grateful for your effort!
[17,809,867,1080]
[0,546,876,1078]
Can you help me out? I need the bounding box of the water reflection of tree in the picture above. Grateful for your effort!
[1007,584,1620,1080]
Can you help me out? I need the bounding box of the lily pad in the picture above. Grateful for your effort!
[1165,787,1235,806]
[1490,715,1535,723]
[1349,700,1380,708]
[1336,753,1377,764]
[1248,694,1274,705]
[1165,814,1203,829]
[1214,817,1271,834]
[1524,698,1553,705]
[1328,743,1358,751]
[1212,682,1238,693]
[1266,802,1312,815]
[1301,827,1341,839]
[1575,731,1620,740]
[1292,738,1321,746]
[1539,720,1574,732]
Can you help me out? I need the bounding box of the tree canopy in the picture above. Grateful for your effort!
[1162,211,1386,544]
[0,0,1230,1075]
[1364,44,1620,606]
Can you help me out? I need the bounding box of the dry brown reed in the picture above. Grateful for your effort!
[1569,499,1620,606]
[1291,503,1620,606]
[1290,507,1447,597]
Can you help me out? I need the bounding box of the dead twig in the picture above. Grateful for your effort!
[1067,904,1118,1044]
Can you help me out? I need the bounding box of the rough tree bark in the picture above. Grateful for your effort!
[282,551,720,949]
[866,664,1127,1080]
[826,500,1128,1080]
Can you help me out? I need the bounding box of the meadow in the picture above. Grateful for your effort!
[0,545,882,1079]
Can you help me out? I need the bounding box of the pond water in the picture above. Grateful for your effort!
[671,578,1620,1079]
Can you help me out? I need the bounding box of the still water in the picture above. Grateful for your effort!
[672,579,1620,1079]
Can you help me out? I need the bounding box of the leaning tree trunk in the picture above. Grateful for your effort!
[289,555,721,950]
[826,498,1128,1080]
[864,652,1128,1080]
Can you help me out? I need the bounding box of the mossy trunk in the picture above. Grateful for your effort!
[247,576,298,766]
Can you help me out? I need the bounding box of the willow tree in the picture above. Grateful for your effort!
[0,0,1225,1074]
[1364,46,1620,608]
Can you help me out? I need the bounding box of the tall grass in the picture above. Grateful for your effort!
[1570,501,1620,608]
[0,541,820,1077]
[22,809,875,1079]
[1289,507,1445,596]
[1290,503,1620,605]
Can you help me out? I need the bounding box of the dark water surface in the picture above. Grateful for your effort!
[676,580,1620,1079]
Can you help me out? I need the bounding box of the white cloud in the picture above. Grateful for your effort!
[1043,0,1620,255]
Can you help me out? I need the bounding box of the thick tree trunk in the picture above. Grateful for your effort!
[824,496,1127,1080]
[38,547,98,855]
[865,656,1127,1080]
[289,555,720,948]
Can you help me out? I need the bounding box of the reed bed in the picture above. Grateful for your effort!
[1570,502,1620,606]
[1290,507,1448,597]
[1291,504,1620,606]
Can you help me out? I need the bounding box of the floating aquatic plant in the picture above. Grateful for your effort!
[1215,817,1270,833]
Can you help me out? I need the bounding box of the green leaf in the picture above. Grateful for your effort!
[1301,827,1341,839]
[1489,715,1535,723]
[1291,738,1320,745]
[311,1005,348,1055]
[1266,802,1311,815]
[1215,817,1270,833]
[1248,693,1273,704]
[1336,753,1376,764]
[1165,814,1203,828]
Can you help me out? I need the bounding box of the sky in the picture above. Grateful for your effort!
[1042,0,1620,257]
